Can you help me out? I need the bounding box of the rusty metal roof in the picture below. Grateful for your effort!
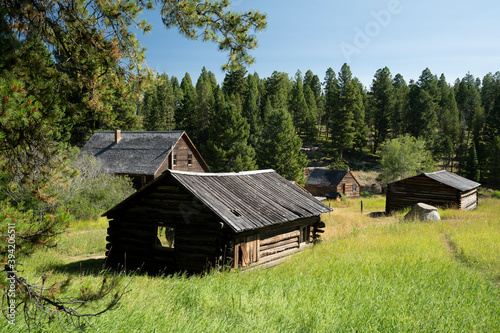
[170,170,332,232]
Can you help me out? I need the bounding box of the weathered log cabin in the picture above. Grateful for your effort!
[305,169,361,199]
[385,170,481,213]
[81,130,209,189]
[103,169,332,273]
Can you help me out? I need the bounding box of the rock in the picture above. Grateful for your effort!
[404,203,441,221]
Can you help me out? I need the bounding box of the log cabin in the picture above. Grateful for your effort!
[385,170,480,214]
[81,130,209,189]
[305,169,361,199]
[103,169,332,273]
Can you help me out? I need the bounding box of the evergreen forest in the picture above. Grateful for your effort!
[138,65,500,186]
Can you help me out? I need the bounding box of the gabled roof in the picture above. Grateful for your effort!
[105,169,332,233]
[305,169,354,187]
[424,170,480,191]
[81,131,184,175]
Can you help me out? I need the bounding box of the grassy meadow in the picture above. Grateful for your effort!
[4,196,500,332]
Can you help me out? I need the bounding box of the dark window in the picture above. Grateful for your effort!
[188,153,192,166]
[353,183,357,192]
[173,155,177,166]
[156,225,175,249]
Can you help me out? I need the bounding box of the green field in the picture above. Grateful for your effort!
[4,196,500,332]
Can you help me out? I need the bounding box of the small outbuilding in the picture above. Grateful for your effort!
[103,169,332,273]
[81,130,209,189]
[385,170,481,213]
[305,169,361,199]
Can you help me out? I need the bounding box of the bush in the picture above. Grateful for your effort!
[379,135,435,183]
[55,150,135,220]
[492,191,500,199]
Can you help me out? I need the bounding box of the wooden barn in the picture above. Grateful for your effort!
[305,169,361,199]
[385,170,481,213]
[81,130,209,189]
[103,169,332,273]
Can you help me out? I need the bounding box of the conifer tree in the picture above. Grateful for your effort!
[351,79,368,151]
[466,142,480,182]
[242,74,263,148]
[408,68,439,149]
[323,68,340,141]
[222,68,248,98]
[176,73,198,138]
[203,101,257,172]
[258,108,308,180]
[195,68,216,143]
[264,71,292,110]
[392,74,409,138]
[288,70,316,143]
[371,67,394,152]
[330,64,356,160]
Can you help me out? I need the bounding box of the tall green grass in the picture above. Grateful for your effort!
[4,197,500,332]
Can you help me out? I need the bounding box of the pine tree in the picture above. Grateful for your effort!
[392,73,409,138]
[264,71,292,111]
[351,79,368,151]
[371,67,394,152]
[242,74,263,148]
[466,142,480,182]
[330,64,355,160]
[222,68,248,98]
[288,70,316,143]
[203,101,256,172]
[323,68,339,141]
[303,70,324,128]
[258,108,308,180]
[195,68,216,143]
[408,68,439,149]
[176,73,198,138]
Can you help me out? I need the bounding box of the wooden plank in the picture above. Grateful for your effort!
[260,230,300,246]
[240,242,249,267]
[259,237,299,251]
[260,241,299,258]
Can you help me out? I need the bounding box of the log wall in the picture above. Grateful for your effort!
[385,175,478,213]
[234,216,323,270]
[105,178,228,273]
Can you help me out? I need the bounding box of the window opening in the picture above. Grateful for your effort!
[173,154,177,166]
[187,153,193,166]
[156,225,175,248]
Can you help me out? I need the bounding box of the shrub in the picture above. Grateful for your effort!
[55,150,135,220]
[492,191,500,199]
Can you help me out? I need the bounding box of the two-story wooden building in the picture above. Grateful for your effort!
[81,130,209,189]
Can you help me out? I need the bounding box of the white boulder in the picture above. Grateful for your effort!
[404,203,441,221]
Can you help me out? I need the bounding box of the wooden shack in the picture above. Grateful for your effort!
[103,169,332,273]
[81,130,209,189]
[305,169,360,199]
[385,170,480,213]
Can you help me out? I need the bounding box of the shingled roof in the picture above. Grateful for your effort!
[423,170,480,191]
[105,169,332,233]
[81,131,184,176]
[305,169,350,187]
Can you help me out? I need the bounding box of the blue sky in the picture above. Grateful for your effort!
[135,0,500,88]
